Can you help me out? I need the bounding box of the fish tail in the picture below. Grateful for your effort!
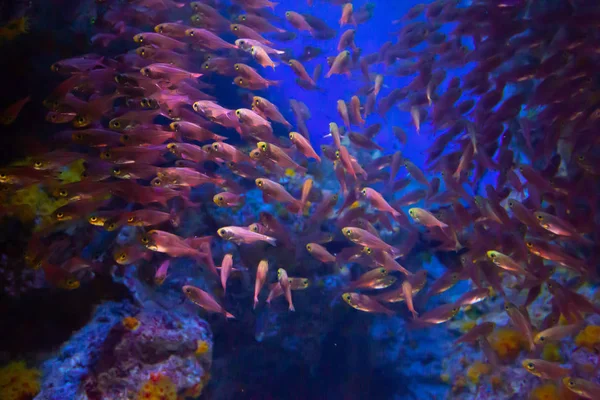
[266,237,277,246]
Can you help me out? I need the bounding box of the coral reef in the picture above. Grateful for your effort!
[35,298,211,400]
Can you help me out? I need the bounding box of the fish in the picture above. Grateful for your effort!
[217,226,277,246]
[182,285,235,319]
[342,292,394,315]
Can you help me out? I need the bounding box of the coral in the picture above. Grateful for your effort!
[122,316,141,331]
[575,325,600,351]
[195,340,210,356]
[541,343,562,362]
[529,383,559,400]
[466,362,491,384]
[35,300,211,399]
[488,328,524,362]
[0,16,30,42]
[0,361,41,400]
[137,373,176,400]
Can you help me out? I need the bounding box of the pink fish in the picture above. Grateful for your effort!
[182,285,235,318]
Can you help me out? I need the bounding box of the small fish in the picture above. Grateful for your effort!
[306,242,336,263]
[522,359,570,380]
[1,96,30,125]
[342,292,395,315]
[254,259,269,308]
[505,302,535,351]
[182,285,235,319]
[534,322,585,345]
[154,260,170,285]
[563,377,600,399]
[220,253,233,294]
[217,226,277,246]
[278,268,295,311]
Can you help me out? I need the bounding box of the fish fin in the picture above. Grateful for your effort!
[266,237,277,246]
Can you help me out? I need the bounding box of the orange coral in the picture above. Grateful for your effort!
[575,325,600,351]
[195,340,210,356]
[137,373,177,400]
[466,362,491,384]
[529,383,559,400]
[122,316,141,331]
[488,328,524,362]
[0,361,41,400]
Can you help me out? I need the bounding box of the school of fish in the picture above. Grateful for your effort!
[1,0,600,398]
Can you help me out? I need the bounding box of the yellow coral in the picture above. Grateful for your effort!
[195,340,210,356]
[0,16,30,41]
[466,362,491,384]
[137,373,177,400]
[541,343,562,362]
[284,168,296,178]
[0,361,41,400]
[488,328,524,362]
[575,325,600,350]
[461,321,477,333]
[122,317,141,331]
[529,382,559,400]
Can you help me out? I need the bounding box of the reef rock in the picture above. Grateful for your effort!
[35,300,211,400]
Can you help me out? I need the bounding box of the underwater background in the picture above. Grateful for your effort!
[0,0,599,399]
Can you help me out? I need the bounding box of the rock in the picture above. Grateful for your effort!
[35,301,211,400]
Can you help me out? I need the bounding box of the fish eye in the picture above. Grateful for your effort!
[567,379,574,387]
[235,64,240,70]
[289,61,294,66]
[256,180,263,187]
[332,194,338,201]
[113,168,121,175]
[285,11,290,16]
[107,223,116,230]
[141,236,149,244]
[103,151,111,159]
[127,217,135,223]
[241,16,246,20]
[0,173,6,179]
[251,225,258,232]
[237,78,244,85]
[113,121,120,127]
[526,362,535,370]
[260,143,266,151]
[56,212,64,219]
[489,252,496,258]
[185,287,192,294]
[526,241,533,248]
[81,171,88,178]
[233,25,238,30]
[59,189,68,196]
[76,117,85,124]
[140,49,145,56]
[122,134,130,142]
[138,35,144,42]
[90,216,98,222]
[212,143,219,150]
[303,279,308,285]
[289,133,294,139]
[152,178,162,186]
[218,228,225,236]
[118,253,126,261]
[452,307,459,313]
[158,27,163,33]
[577,155,585,161]
[344,229,351,236]
[204,63,209,69]
[361,188,366,195]
[335,151,340,158]
[218,196,223,201]
[306,244,312,251]
[380,268,386,274]
[34,161,43,168]
[539,336,545,342]
[189,30,194,36]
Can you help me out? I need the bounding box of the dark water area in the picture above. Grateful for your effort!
[1,0,600,399]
